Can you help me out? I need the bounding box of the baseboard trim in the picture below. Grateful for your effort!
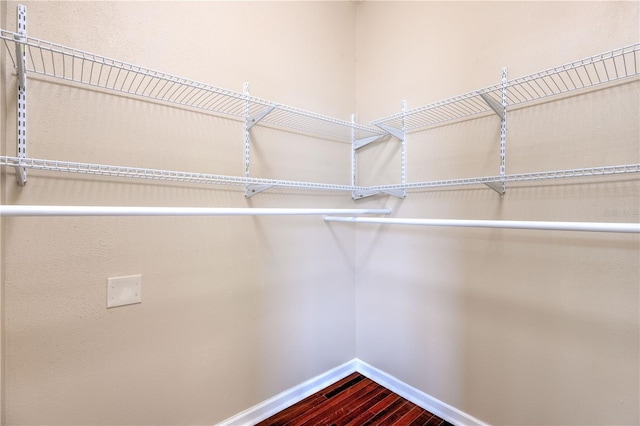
[356,359,488,426]
[217,358,488,426]
[216,359,358,426]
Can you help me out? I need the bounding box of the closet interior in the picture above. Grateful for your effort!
[1,2,638,425]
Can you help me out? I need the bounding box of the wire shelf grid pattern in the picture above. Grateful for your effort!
[366,163,640,191]
[0,156,357,192]
[0,30,383,142]
[2,156,638,194]
[373,43,640,133]
[1,27,638,196]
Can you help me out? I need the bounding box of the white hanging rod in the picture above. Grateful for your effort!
[0,206,391,217]
[324,216,640,233]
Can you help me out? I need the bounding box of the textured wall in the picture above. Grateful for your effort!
[354,2,639,425]
[1,1,358,424]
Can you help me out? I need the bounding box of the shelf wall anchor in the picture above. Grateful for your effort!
[14,4,27,186]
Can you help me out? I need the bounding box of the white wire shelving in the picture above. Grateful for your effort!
[0,29,384,143]
[0,14,638,198]
[372,43,640,133]
[1,156,637,195]
[363,43,640,198]
[366,163,640,192]
[0,155,356,192]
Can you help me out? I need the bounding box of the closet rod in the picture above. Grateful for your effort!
[324,216,640,233]
[0,206,391,217]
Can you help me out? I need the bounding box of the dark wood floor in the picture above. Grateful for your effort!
[257,372,452,426]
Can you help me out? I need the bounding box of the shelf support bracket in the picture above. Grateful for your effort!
[479,93,505,120]
[353,189,405,200]
[14,4,27,186]
[356,101,407,200]
[245,184,274,197]
[384,189,406,198]
[247,106,275,130]
[353,135,385,150]
[375,123,404,141]
[484,182,505,195]
[353,189,382,200]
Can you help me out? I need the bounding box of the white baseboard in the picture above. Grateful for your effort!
[217,358,488,426]
[355,359,488,426]
[216,359,358,426]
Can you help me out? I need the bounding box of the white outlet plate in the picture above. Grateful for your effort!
[107,275,142,308]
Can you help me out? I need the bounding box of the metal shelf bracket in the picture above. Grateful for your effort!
[484,182,505,194]
[479,93,505,120]
[352,189,381,200]
[354,135,385,150]
[14,4,27,186]
[246,184,274,196]
[375,123,404,141]
[352,189,406,200]
[247,106,275,130]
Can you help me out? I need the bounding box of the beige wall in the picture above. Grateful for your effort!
[1,1,358,424]
[354,1,639,425]
[1,0,5,422]
[1,1,639,425]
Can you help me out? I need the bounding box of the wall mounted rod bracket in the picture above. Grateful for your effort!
[14,4,27,186]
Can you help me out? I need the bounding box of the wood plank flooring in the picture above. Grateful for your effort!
[257,372,453,426]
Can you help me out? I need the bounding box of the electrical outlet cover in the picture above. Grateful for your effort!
[107,275,142,308]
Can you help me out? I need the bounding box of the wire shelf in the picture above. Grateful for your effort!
[366,163,640,191]
[0,30,383,142]
[1,23,638,197]
[0,156,355,192]
[372,43,640,133]
[3,156,638,195]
